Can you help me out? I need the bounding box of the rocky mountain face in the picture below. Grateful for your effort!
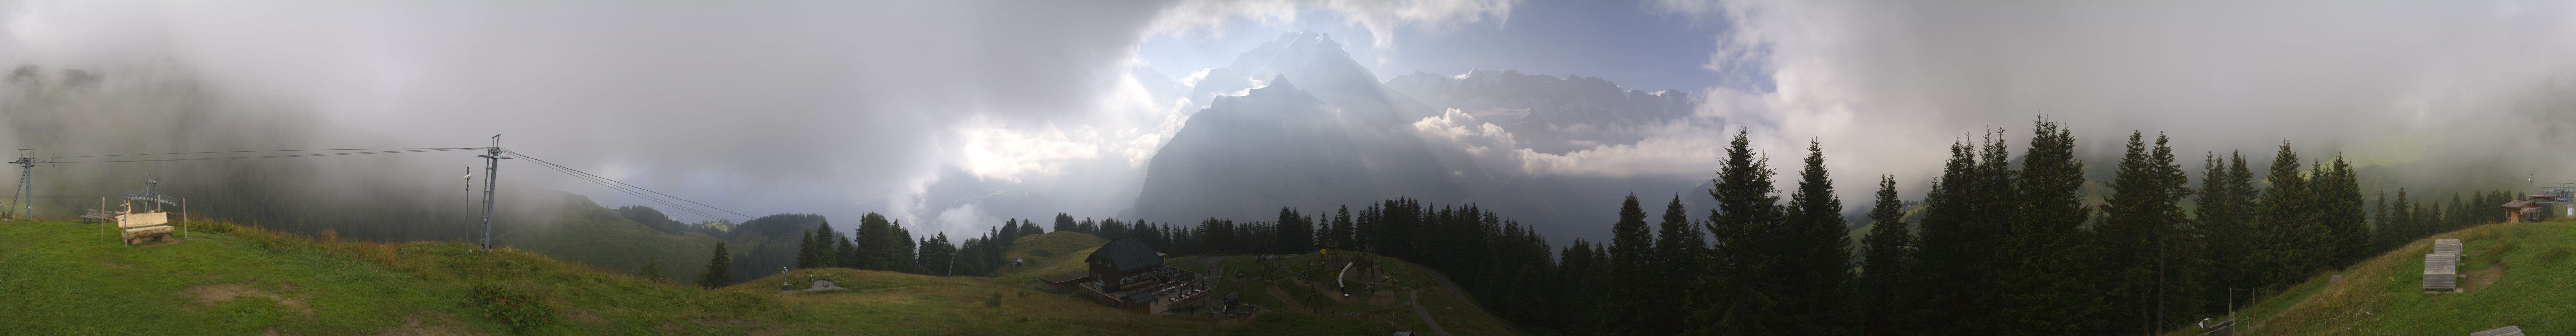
[1133,32,1467,225]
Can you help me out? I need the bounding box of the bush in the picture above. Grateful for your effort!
[469,282,556,333]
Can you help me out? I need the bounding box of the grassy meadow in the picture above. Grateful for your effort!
[0,219,1514,335]
[2191,218,2576,335]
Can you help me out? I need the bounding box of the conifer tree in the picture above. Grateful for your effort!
[796,230,818,269]
[699,243,733,289]
[814,223,838,268]
[2252,142,2322,286]
[1858,174,1915,335]
[2320,157,2369,266]
[2097,132,2202,333]
[1911,136,1995,334]
[1607,194,1655,334]
[2198,151,2258,312]
[1997,119,2107,333]
[1686,129,1784,335]
[1649,194,1703,335]
[2370,191,2392,250]
[1782,140,1855,335]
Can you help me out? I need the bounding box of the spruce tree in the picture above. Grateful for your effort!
[1782,140,1854,335]
[699,243,733,289]
[1997,120,2107,334]
[1608,194,1656,335]
[2252,142,2322,287]
[1858,174,1915,335]
[814,223,839,268]
[1650,194,1704,335]
[1911,137,1994,334]
[2321,157,2369,266]
[2198,151,2258,312]
[2097,132,2203,333]
[1686,128,1784,335]
[796,230,818,269]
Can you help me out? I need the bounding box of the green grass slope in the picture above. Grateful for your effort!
[0,221,1255,335]
[1001,232,1109,279]
[2211,220,2576,335]
[502,205,718,281]
[992,232,1520,335]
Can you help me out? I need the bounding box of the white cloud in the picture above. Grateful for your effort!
[1634,0,2576,199]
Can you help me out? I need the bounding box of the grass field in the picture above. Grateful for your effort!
[0,220,1254,335]
[2198,219,2576,335]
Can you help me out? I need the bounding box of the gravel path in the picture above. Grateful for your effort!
[1409,289,1452,336]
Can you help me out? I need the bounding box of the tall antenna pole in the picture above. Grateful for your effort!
[475,135,512,249]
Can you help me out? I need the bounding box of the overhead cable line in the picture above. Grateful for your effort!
[44,148,490,159]
[48,148,489,163]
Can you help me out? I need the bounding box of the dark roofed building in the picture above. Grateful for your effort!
[1088,238,1166,292]
[1071,237,1209,314]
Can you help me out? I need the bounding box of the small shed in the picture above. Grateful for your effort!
[2501,200,2545,223]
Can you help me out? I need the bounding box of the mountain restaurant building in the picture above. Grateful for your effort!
[1077,238,1208,314]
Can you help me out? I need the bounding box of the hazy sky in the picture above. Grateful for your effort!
[5,0,2572,239]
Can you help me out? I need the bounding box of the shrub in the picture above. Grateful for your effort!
[469,282,556,333]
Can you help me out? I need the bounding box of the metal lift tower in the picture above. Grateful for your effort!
[9,149,55,220]
[475,135,511,249]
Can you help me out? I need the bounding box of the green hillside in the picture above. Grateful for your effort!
[1000,231,1109,279]
[0,220,1257,335]
[2200,219,2576,335]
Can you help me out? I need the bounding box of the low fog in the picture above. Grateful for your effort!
[3,0,2572,244]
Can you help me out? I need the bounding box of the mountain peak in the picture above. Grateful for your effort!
[1262,74,1295,91]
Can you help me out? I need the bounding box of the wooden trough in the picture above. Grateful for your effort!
[2423,253,2457,292]
[2469,325,2524,336]
[2435,239,2464,256]
[2424,238,2465,292]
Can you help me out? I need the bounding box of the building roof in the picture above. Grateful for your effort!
[1088,238,1164,273]
[2504,200,2535,209]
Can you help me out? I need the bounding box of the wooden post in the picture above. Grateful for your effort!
[181,198,188,240]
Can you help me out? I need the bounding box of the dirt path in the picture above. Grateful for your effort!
[1409,289,1451,336]
[1265,284,1307,313]
[1408,265,1515,335]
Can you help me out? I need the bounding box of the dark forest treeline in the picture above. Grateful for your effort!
[943,118,2531,335]
[735,119,2535,335]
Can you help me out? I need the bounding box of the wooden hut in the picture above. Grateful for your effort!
[2501,200,2545,223]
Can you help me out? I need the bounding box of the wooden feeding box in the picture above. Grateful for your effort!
[2423,252,2458,292]
[2435,239,2464,256]
[117,212,173,246]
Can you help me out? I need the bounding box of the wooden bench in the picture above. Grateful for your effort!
[117,212,173,246]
